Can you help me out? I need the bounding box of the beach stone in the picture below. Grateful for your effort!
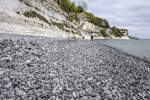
[12,52,23,57]
[52,85,63,94]
[6,89,15,98]
[5,82,12,88]
[15,45,20,49]
[24,60,32,65]
[16,88,26,97]
[73,91,79,98]
[8,98,15,100]
[80,96,88,100]
[1,57,13,62]
[3,77,10,82]
[0,70,4,75]
[3,47,11,52]
[55,97,62,100]
[0,34,150,99]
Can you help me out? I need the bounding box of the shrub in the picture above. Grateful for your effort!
[100,29,109,37]
[55,0,84,13]
[16,11,20,14]
[111,27,124,37]
[59,0,76,13]
[58,0,83,13]
[65,30,70,32]
[77,32,82,36]
[56,0,110,28]
[84,12,110,28]
[67,13,79,22]
[56,0,81,22]
[56,0,84,22]
[51,21,65,31]
[77,6,84,13]
[24,10,37,18]
[63,22,70,28]
[78,0,88,10]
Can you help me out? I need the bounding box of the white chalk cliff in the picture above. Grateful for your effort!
[0,0,130,39]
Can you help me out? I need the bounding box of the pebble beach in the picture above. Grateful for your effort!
[0,33,150,100]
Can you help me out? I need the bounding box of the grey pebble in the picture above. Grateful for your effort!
[1,57,13,62]
[0,33,149,99]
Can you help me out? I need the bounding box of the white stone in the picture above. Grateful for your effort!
[1,57,13,62]
[5,82,12,88]
[0,70,4,75]
[52,85,63,94]
[25,60,31,64]
[73,92,79,98]
[16,88,26,96]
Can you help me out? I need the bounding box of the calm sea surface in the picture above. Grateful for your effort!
[101,39,150,61]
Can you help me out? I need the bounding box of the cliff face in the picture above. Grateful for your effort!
[77,12,129,39]
[0,0,76,38]
[0,0,130,39]
[23,0,66,21]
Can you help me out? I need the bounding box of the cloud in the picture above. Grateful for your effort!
[72,0,150,38]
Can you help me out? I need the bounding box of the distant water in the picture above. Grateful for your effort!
[101,39,150,62]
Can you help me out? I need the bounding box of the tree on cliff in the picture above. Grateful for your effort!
[55,0,84,13]
[57,0,77,13]
[78,0,88,10]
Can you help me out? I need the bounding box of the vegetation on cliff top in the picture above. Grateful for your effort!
[23,0,128,38]
[55,0,83,22]
[84,12,110,28]
[54,0,129,38]
[55,0,110,28]
[55,0,84,13]
[111,27,125,37]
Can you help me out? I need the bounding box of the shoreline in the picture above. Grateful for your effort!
[102,43,150,64]
[98,39,150,63]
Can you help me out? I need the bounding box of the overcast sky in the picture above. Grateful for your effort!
[72,0,150,39]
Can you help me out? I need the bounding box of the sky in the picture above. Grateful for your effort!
[72,0,150,39]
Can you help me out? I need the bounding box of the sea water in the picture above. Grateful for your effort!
[101,39,150,61]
